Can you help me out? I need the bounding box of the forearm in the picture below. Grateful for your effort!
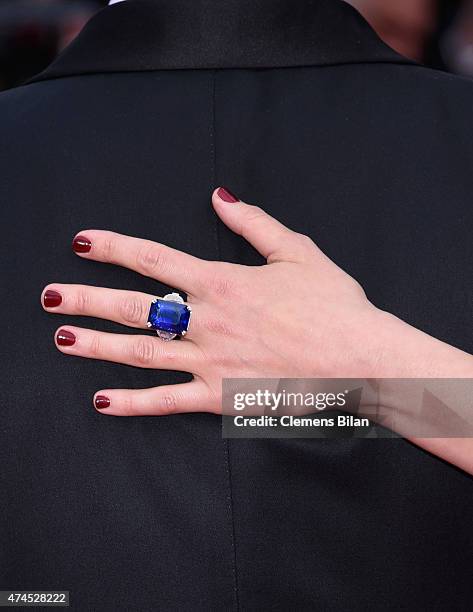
[373,310,473,473]
[374,310,473,378]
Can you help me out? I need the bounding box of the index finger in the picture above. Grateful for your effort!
[72,230,209,297]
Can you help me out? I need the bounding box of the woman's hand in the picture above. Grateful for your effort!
[42,187,473,417]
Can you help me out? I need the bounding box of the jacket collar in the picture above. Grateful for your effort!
[31,0,412,83]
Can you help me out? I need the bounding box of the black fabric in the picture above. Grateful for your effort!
[1,1,473,611]
[31,0,411,78]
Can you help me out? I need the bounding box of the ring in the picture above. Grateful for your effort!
[147,292,192,341]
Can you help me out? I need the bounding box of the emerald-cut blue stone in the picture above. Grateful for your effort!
[148,299,191,335]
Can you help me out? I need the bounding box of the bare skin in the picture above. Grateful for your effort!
[42,188,473,474]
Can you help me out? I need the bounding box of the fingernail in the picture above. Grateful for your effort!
[56,329,76,346]
[72,235,91,253]
[217,187,239,203]
[95,395,110,410]
[44,289,62,308]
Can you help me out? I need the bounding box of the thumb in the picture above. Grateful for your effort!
[212,187,297,262]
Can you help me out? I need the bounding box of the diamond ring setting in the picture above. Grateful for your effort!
[147,292,192,341]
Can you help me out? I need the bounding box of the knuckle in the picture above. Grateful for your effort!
[89,334,102,358]
[246,204,264,217]
[243,205,265,224]
[101,235,116,263]
[204,317,234,337]
[156,393,178,415]
[349,276,367,298]
[212,277,232,298]
[209,271,237,299]
[285,233,316,264]
[120,394,137,416]
[132,337,156,366]
[294,232,314,249]
[118,295,145,325]
[161,349,177,365]
[136,244,166,276]
[74,289,92,314]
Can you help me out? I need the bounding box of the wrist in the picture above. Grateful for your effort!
[369,308,473,378]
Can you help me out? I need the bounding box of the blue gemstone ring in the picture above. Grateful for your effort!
[147,292,192,341]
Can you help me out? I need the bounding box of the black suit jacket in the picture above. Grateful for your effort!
[1,1,472,610]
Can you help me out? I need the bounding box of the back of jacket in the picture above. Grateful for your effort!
[1,1,472,610]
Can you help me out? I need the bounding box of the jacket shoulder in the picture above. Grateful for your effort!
[378,62,473,100]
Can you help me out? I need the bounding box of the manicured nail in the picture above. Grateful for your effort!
[95,395,111,410]
[56,329,76,346]
[72,235,91,253]
[44,289,62,308]
[217,187,239,203]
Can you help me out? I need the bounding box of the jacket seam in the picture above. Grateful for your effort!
[27,58,417,86]
[210,69,240,612]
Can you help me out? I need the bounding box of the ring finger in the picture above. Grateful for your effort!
[42,284,201,336]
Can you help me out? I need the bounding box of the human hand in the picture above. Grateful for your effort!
[42,187,419,415]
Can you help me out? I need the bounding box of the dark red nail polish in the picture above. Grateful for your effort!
[217,187,239,203]
[95,396,110,410]
[44,290,62,308]
[56,329,76,346]
[72,235,91,253]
